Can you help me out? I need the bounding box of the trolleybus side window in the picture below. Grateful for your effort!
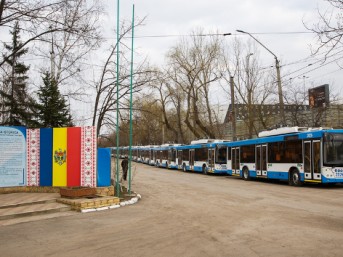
[269,142,284,163]
[182,150,189,161]
[168,149,176,162]
[285,140,302,163]
[162,150,168,160]
[215,146,227,164]
[268,141,302,163]
[195,148,207,162]
[241,145,255,163]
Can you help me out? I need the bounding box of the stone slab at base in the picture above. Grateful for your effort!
[57,196,120,211]
[60,187,97,198]
[0,186,114,196]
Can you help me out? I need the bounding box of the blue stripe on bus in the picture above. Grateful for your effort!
[322,176,343,183]
[227,170,306,181]
[213,169,228,174]
[193,166,202,172]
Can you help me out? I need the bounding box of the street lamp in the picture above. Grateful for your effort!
[223,33,236,141]
[236,29,285,125]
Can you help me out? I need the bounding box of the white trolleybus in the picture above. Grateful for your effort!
[153,144,181,168]
[224,127,343,186]
[176,139,229,174]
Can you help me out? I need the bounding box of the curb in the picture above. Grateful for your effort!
[80,193,141,213]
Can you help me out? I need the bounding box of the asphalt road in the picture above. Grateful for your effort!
[0,163,342,257]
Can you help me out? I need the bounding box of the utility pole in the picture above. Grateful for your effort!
[161,111,165,144]
[50,33,55,80]
[246,53,253,138]
[275,58,285,124]
[230,76,237,141]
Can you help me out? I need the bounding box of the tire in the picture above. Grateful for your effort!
[183,164,187,172]
[290,169,303,187]
[242,167,250,181]
[202,165,208,175]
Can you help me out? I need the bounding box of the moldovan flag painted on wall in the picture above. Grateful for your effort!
[67,127,81,187]
[52,128,68,186]
[27,126,96,187]
[27,129,40,186]
[80,126,97,187]
[39,128,53,186]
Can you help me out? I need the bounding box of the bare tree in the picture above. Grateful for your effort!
[0,0,77,67]
[149,71,181,143]
[166,30,222,139]
[90,16,155,135]
[305,0,343,61]
[221,38,275,138]
[36,0,103,94]
[164,76,187,143]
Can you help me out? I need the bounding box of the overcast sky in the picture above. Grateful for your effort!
[2,0,341,126]
[100,0,342,98]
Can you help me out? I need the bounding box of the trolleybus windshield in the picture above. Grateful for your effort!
[323,133,343,167]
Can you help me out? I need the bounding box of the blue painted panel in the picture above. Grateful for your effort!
[322,175,343,183]
[40,128,53,186]
[97,148,111,187]
[0,126,26,187]
[193,166,202,172]
[213,169,227,174]
[266,171,289,181]
[250,170,257,178]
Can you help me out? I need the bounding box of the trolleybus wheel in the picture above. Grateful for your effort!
[243,167,250,181]
[291,169,303,187]
[202,165,207,175]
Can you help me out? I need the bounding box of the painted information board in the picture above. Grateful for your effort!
[0,127,26,187]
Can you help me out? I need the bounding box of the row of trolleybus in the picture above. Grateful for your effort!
[113,127,343,186]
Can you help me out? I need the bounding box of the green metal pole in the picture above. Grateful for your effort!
[115,0,120,197]
[128,4,135,195]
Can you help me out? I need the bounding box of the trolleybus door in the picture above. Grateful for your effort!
[152,151,157,165]
[149,150,152,163]
[304,140,321,181]
[256,145,267,176]
[231,147,240,175]
[208,149,215,171]
[177,150,182,168]
[189,149,195,171]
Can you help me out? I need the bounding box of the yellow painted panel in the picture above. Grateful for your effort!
[52,128,67,186]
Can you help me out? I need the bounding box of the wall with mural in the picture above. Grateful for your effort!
[0,126,111,188]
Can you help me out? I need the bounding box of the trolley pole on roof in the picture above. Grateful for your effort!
[115,0,120,197]
[128,4,135,195]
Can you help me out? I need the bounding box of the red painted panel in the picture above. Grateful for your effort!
[67,127,81,186]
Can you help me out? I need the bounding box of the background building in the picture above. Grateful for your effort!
[223,103,343,140]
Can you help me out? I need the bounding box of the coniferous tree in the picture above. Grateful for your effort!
[36,72,73,127]
[0,21,38,127]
